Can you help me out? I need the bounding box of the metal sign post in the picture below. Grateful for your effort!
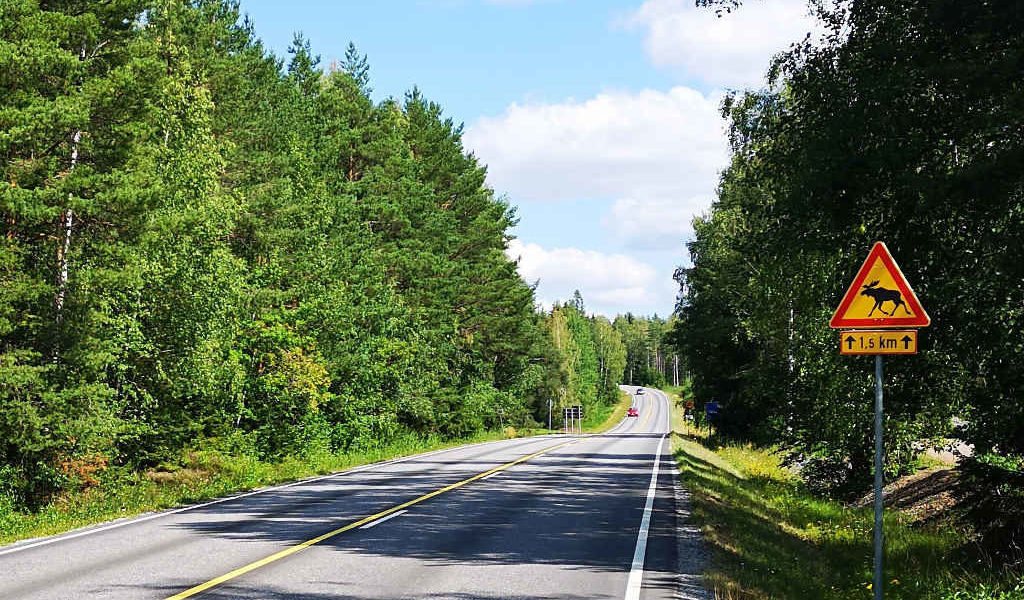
[873,355,884,600]
[560,406,583,435]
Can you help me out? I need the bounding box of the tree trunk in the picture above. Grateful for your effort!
[55,45,87,330]
[54,129,81,324]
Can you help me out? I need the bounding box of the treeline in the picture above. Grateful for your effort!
[674,0,1022,559]
[541,293,624,421]
[540,296,676,423]
[612,313,680,389]
[0,0,634,512]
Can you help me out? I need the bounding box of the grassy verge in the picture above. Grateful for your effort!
[666,395,1020,600]
[662,383,689,400]
[582,389,633,433]
[0,398,636,548]
[0,428,525,547]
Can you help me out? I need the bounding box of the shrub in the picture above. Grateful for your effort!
[959,453,1024,571]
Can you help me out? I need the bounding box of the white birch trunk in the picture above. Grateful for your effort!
[54,46,87,335]
[54,129,81,322]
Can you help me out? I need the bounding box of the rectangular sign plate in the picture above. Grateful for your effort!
[840,330,918,355]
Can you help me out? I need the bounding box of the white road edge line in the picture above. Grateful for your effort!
[358,509,408,529]
[0,395,636,558]
[624,431,668,600]
[0,434,556,558]
[481,472,500,480]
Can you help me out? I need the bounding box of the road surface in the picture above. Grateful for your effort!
[0,387,706,599]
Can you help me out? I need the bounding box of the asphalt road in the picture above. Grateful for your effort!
[0,387,706,600]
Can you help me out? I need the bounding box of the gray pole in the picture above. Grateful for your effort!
[548,398,552,431]
[874,355,884,600]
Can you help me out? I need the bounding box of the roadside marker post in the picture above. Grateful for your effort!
[562,406,582,435]
[830,242,929,600]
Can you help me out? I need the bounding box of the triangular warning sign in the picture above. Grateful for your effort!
[830,242,930,329]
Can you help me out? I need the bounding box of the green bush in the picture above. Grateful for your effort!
[943,582,1024,600]
[959,454,1024,571]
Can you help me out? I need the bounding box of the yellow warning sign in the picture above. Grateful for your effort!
[830,242,930,328]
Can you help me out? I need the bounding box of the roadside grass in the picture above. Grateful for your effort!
[663,382,692,402]
[666,394,1020,600]
[0,395,634,548]
[582,389,633,433]
[0,428,520,547]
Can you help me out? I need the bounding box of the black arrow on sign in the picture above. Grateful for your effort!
[901,335,912,349]
[846,335,856,350]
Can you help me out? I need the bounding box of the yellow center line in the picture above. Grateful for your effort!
[640,400,654,429]
[164,437,579,600]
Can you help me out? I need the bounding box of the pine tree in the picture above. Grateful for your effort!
[343,41,371,94]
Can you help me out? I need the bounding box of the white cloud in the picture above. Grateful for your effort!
[465,86,727,254]
[623,0,823,89]
[506,239,676,316]
[602,196,710,250]
[466,86,727,204]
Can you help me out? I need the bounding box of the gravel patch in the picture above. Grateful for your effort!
[671,455,711,599]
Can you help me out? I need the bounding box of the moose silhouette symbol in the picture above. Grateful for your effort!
[860,280,911,317]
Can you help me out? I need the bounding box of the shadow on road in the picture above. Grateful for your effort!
[164,435,687,598]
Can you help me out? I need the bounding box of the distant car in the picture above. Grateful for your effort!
[627,407,639,417]
[636,387,644,394]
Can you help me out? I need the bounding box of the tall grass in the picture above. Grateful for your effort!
[0,429,511,546]
[581,389,633,433]
[667,395,1022,600]
[1,395,635,548]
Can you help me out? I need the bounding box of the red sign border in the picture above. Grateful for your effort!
[829,242,930,328]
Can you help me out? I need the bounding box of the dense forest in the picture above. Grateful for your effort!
[613,312,681,389]
[0,0,663,516]
[676,0,1022,565]
[545,295,678,408]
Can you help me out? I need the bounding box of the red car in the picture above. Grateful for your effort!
[627,407,639,417]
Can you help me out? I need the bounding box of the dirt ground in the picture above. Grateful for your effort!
[856,465,962,523]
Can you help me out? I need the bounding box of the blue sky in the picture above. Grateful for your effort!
[238,0,819,317]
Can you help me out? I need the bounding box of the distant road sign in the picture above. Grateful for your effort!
[830,242,930,329]
[840,330,918,355]
[705,401,720,418]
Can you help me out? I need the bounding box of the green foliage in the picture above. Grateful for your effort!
[536,291,638,426]
[591,316,627,403]
[672,432,1005,600]
[0,426,515,546]
[674,0,1024,517]
[0,0,568,514]
[613,313,679,387]
[958,454,1024,571]
[564,301,599,406]
[943,583,1024,600]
